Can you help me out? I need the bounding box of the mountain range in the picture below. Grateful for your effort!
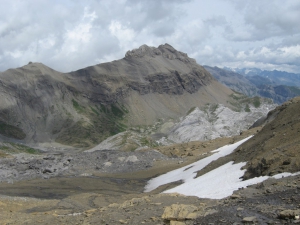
[0,44,235,149]
[205,66,300,104]
[0,44,300,224]
[229,67,300,87]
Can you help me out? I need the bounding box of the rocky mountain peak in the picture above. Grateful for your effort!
[20,62,45,69]
[0,43,232,147]
[12,62,52,74]
[125,43,195,63]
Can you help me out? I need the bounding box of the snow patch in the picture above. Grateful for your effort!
[145,136,300,199]
[163,162,300,199]
[144,136,253,192]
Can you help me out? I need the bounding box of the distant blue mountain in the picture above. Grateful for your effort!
[224,67,300,87]
[205,66,300,104]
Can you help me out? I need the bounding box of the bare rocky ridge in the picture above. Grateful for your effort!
[0,44,233,149]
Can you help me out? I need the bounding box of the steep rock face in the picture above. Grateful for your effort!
[0,44,233,148]
[68,44,212,101]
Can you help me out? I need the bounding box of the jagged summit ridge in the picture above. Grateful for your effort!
[125,43,196,63]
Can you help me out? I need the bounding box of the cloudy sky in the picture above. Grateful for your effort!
[1,0,300,73]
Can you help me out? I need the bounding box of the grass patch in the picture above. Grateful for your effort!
[245,104,251,112]
[0,142,40,155]
[252,96,261,108]
[228,93,264,111]
[0,122,26,139]
[72,99,85,113]
[230,92,248,101]
[56,103,129,148]
[111,104,125,117]
[10,143,40,154]
[90,106,99,116]
[209,103,218,113]
[140,136,158,148]
[187,106,196,115]
[288,86,300,95]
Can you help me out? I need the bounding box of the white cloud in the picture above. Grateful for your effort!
[61,7,97,55]
[109,20,136,48]
[224,0,300,41]
[0,0,299,73]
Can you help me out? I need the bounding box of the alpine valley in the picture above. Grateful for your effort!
[0,44,299,225]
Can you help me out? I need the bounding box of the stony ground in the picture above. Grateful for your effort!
[0,173,299,225]
[0,126,259,184]
[0,150,172,183]
[196,175,300,225]
[0,121,299,225]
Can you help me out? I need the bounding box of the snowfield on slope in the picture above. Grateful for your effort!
[145,136,300,199]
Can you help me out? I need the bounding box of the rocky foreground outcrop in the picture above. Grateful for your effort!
[0,44,233,148]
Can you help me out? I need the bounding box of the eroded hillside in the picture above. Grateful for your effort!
[0,44,234,149]
[234,96,300,179]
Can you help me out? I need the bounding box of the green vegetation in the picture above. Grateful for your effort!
[140,136,159,148]
[288,86,300,95]
[0,122,26,140]
[99,104,107,113]
[90,106,99,116]
[209,103,218,113]
[111,104,125,117]
[252,96,261,108]
[0,142,40,155]
[72,99,85,113]
[229,92,247,101]
[245,104,251,112]
[228,93,263,111]
[56,102,129,148]
[202,103,218,114]
[187,107,196,115]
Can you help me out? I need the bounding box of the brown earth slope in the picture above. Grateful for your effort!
[233,96,300,179]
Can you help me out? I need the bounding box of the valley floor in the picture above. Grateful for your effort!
[0,127,299,225]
